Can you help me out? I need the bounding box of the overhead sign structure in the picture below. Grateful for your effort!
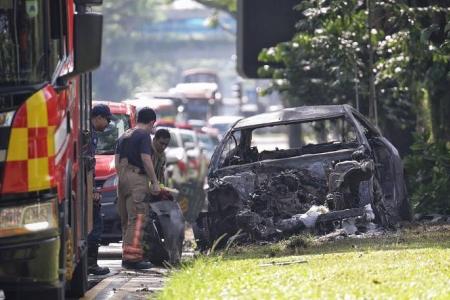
[237,0,302,78]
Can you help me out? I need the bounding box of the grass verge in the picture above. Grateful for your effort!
[159,224,450,299]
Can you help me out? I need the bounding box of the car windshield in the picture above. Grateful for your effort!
[180,132,195,146]
[250,117,358,151]
[0,0,47,86]
[168,131,179,147]
[157,106,177,120]
[218,117,358,167]
[198,134,217,151]
[97,114,131,154]
[184,99,209,120]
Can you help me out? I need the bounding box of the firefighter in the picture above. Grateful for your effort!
[151,128,171,186]
[115,107,161,270]
[88,104,113,275]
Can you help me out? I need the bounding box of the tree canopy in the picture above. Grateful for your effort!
[198,0,450,213]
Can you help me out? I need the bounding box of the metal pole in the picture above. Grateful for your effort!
[354,57,360,112]
[367,0,378,126]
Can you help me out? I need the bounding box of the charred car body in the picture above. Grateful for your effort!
[198,105,411,246]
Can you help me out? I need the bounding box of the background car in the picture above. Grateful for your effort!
[207,115,243,139]
[93,101,136,244]
[178,128,208,182]
[161,127,190,188]
[122,98,178,122]
[197,131,219,160]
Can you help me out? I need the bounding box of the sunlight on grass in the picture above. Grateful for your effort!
[159,226,450,299]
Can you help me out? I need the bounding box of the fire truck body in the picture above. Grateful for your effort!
[0,0,102,298]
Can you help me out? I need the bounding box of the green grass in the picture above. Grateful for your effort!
[159,225,450,299]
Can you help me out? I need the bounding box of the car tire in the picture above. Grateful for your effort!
[398,183,413,221]
[372,178,399,228]
[192,213,210,252]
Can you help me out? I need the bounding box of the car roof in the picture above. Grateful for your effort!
[134,91,186,102]
[188,119,206,126]
[182,68,217,76]
[208,115,243,125]
[233,105,350,129]
[172,82,218,99]
[122,98,175,110]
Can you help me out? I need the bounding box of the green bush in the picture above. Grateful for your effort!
[404,134,450,215]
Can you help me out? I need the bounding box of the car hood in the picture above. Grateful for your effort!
[166,147,186,163]
[95,154,116,178]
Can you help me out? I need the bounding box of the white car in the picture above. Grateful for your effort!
[122,98,178,121]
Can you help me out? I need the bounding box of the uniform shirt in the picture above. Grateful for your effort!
[151,142,167,185]
[116,128,153,174]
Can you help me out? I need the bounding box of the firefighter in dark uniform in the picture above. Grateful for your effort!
[115,107,161,270]
[88,104,112,275]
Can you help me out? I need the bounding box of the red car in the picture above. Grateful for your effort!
[93,101,136,244]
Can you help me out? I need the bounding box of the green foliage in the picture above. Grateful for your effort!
[194,0,236,17]
[259,0,449,153]
[404,134,450,214]
[93,0,171,99]
[259,0,369,109]
[286,234,313,252]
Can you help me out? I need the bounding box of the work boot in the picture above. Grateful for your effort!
[121,260,153,270]
[88,245,110,275]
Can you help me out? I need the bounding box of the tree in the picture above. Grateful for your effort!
[93,0,171,99]
[193,0,236,17]
[258,0,449,213]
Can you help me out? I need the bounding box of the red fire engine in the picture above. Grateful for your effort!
[0,0,102,298]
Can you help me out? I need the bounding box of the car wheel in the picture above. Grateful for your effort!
[192,212,210,252]
[207,208,239,249]
[372,178,398,228]
[398,182,413,221]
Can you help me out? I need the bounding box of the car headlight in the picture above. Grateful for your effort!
[103,174,118,189]
[0,201,58,238]
[0,111,15,127]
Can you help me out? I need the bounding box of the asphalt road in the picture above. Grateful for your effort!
[80,230,195,300]
[78,243,167,300]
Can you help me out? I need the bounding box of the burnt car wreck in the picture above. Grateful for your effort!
[196,105,412,247]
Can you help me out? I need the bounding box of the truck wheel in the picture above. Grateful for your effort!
[67,249,88,297]
[5,286,64,300]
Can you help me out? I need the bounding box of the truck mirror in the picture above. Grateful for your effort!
[74,0,103,5]
[73,13,103,74]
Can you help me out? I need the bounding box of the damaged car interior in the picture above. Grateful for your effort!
[197,105,411,248]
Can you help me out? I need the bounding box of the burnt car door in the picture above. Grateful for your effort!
[351,110,412,223]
